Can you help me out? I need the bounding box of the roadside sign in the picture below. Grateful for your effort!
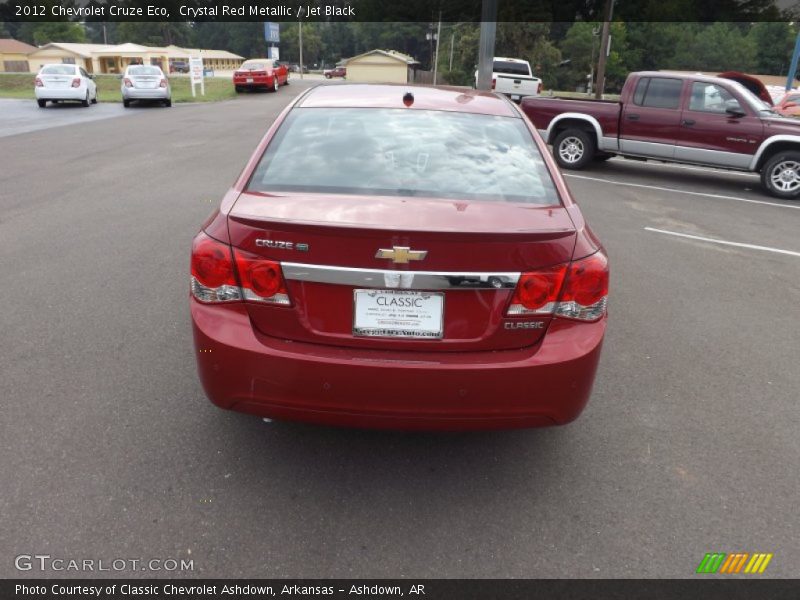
[189,56,205,97]
[269,47,280,60]
[264,22,280,44]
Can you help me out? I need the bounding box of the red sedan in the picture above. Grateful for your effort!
[233,59,288,93]
[190,84,608,431]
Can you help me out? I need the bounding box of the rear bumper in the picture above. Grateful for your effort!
[35,87,86,101]
[123,87,170,100]
[233,76,273,88]
[191,300,605,431]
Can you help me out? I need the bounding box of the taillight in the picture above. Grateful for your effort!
[35,77,43,87]
[233,249,291,306]
[123,78,133,87]
[506,250,609,321]
[159,78,167,88]
[190,232,240,303]
[554,251,609,321]
[491,78,496,90]
[507,265,568,316]
[537,82,542,94]
[71,78,81,88]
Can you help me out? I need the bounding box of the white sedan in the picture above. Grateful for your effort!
[121,65,171,107]
[35,64,98,108]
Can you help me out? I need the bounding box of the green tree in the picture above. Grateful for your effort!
[116,22,192,47]
[19,22,87,45]
[749,21,796,75]
[669,22,756,72]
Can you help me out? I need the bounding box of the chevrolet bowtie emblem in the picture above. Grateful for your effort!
[375,246,428,264]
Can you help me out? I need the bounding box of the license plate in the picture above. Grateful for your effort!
[511,94,520,100]
[246,77,254,83]
[353,289,444,339]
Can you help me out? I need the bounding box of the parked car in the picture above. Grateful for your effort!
[121,64,171,107]
[34,64,97,108]
[170,61,189,74]
[475,57,542,102]
[775,92,800,117]
[233,59,289,93]
[522,70,800,199]
[323,66,346,79]
[190,84,608,431]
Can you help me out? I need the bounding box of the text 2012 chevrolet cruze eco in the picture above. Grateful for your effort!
[190,84,609,431]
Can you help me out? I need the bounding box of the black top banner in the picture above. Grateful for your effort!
[0,0,793,22]
[4,579,800,600]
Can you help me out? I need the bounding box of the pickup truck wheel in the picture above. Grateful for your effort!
[762,151,800,199]
[554,129,594,170]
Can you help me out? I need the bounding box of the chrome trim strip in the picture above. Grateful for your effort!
[282,262,521,290]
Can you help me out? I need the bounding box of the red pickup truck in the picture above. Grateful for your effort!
[521,71,800,199]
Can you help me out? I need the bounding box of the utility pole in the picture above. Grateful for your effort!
[433,12,442,84]
[594,0,614,99]
[787,31,800,91]
[449,32,455,71]
[298,15,304,80]
[476,0,497,90]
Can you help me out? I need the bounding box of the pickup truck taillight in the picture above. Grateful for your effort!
[506,250,609,322]
[190,232,291,306]
[537,82,542,94]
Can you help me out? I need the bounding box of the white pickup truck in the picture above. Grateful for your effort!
[475,57,542,102]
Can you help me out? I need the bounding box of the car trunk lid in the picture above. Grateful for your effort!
[226,192,576,352]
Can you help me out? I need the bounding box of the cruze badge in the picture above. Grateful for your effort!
[375,246,428,264]
[255,239,309,251]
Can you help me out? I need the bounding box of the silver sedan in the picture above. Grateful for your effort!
[121,65,172,107]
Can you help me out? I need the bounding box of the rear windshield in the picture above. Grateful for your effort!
[493,61,531,77]
[242,61,269,70]
[41,65,76,75]
[247,107,559,205]
[129,66,162,76]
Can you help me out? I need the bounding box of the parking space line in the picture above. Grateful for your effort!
[644,227,800,258]
[565,173,800,211]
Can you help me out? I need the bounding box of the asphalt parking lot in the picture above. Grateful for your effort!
[0,83,798,578]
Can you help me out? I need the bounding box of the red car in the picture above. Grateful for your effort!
[233,59,288,93]
[190,84,608,431]
[324,66,346,79]
[775,92,800,117]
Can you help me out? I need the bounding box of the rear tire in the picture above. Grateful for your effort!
[81,92,90,107]
[325,73,332,79]
[164,98,172,107]
[553,128,595,170]
[123,99,131,108]
[235,86,243,93]
[271,78,279,92]
[761,151,800,200]
[91,90,98,104]
[37,99,46,108]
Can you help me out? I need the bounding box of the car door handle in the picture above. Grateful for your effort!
[682,119,696,126]
[626,114,640,121]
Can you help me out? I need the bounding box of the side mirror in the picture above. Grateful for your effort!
[725,106,745,118]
